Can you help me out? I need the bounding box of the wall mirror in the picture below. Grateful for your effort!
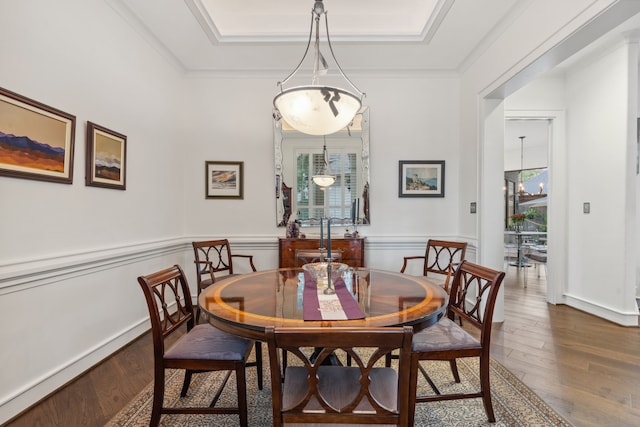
[274,107,370,227]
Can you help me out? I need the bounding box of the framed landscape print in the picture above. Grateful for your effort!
[398,160,445,198]
[85,122,127,190]
[0,87,76,184]
[205,161,244,199]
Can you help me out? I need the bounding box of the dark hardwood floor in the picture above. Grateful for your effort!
[5,265,640,426]
[492,264,640,427]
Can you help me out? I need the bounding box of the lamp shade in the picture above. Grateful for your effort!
[312,174,336,187]
[274,86,361,136]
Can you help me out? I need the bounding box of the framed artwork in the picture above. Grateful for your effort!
[85,122,127,190]
[205,161,244,199]
[0,87,76,184]
[398,160,445,198]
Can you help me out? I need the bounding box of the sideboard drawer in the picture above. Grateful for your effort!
[278,238,365,268]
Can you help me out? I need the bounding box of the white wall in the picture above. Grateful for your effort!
[563,41,639,321]
[0,0,189,422]
[181,74,466,273]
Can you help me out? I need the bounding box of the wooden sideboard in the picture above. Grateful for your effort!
[278,237,365,268]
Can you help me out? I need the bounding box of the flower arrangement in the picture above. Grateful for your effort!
[511,213,526,224]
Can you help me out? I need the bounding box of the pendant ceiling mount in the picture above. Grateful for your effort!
[273,0,365,136]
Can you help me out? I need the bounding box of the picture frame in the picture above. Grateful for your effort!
[85,122,127,190]
[0,86,76,184]
[205,161,244,199]
[398,160,445,198]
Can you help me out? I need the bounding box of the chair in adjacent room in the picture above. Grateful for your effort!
[408,260,505,424]
[266,326,414,426]
[137,264,261,426]
[400,239,468,293]
[192,239,263,390]
[524,244,547,287]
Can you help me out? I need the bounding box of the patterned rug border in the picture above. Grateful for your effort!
[107,354,572,426]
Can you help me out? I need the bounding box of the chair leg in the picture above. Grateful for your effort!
[408,354,420,427]
[418,363,441,395]
[235,364,249,427]
[449,359,461,383]
[150,368,165,426]
[254,342,263,390]
[479,356,495,422]
[281,349,288,382]
[180,369,193,397]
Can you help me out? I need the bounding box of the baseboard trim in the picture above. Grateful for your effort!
[564,294,639,327]
[0,319,149,424]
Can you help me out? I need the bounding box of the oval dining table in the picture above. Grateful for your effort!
[198,268,448,341]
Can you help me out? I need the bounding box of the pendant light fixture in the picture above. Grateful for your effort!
[312,137,336,187]
[274,0,365,136]
[518,136,526,195]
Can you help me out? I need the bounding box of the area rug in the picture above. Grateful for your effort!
[107,351,571,426]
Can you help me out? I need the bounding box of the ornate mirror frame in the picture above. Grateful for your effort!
[274,107,370,227]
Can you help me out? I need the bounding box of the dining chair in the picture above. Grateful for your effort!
[192,239,263,390]
[266,326,414,426]
[137,264,260,426]
[408,260,505,424]
[400,239,468,293]
[192,239,256,312]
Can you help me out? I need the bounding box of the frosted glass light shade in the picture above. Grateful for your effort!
[274,86,361,136]
[312,174,336,187]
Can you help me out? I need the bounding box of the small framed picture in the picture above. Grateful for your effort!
[0,86,76,184]
[399,160,445,198]
[85,122,127,190]
[205,161,244,199]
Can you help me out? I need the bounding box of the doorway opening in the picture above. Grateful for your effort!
[503,118,551,293]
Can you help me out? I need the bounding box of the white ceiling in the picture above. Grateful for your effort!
[194,0,443,40]
[108,0,528,73]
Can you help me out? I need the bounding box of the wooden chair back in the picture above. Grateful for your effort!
[401,239,467,292]
[192,239,257,322]
[193,239,235,283]
[193,239,256,282]
[423,239,468,277]
[266,326,413,426]
[138,264,195,357]
[448,260,505,347]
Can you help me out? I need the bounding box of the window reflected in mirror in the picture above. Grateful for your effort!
[274,108,370,227]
